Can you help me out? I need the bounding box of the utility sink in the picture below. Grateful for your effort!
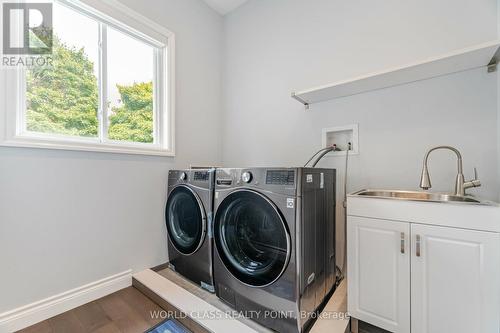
[352,189,482,204]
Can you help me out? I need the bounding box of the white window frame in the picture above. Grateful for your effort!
[0,0,176,156]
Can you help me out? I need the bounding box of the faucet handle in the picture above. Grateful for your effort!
[464,167,481,190]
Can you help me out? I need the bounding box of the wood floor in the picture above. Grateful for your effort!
[17,287,164,333]
[359,321,390,333]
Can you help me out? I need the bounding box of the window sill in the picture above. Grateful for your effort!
[0,136,175,157]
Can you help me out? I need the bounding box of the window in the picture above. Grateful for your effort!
[1,0,175,156]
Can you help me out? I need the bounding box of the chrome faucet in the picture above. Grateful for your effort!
[419,146,481,196]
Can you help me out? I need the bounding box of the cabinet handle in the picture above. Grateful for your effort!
[416,235,421,257]
[400,232,405,254]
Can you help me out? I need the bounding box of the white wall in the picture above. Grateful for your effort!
[0,0,223,313]
[1,0,499,317]
[222,0,499,269]
[498,0,500,202]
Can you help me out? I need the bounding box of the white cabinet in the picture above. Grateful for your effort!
[411,224,500,333]
[347,216,410,333]
[347,216,500,333]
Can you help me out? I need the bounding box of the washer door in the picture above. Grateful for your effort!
[214,189,291,287]
[165,185,206,255]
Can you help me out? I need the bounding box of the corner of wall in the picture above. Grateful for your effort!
[495,0,500,201]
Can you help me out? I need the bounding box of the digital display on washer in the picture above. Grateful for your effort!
[194,171,209,181]
[266,170,295,185]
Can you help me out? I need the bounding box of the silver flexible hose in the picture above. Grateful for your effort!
[311,147,336,167]
[304,146,334,167]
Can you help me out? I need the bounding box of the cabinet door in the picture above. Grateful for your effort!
[411,224,500,333]
[347,216,410,333]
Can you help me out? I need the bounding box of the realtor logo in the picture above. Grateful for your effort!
[2,2,52,55]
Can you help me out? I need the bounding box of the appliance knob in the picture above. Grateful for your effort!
[242,171,253,183]
[179,172,187,181]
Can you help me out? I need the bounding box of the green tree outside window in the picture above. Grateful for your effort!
[26,36,153,143]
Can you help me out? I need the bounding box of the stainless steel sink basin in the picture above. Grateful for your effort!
[352,189,482,204]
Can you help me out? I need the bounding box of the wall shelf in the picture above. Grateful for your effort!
[292,40,500,109]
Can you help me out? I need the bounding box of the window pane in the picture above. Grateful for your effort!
[26,3,99,138]
[107,26,155,144]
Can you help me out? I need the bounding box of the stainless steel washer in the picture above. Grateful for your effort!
[165,169,215,292]
[212,168,336,332]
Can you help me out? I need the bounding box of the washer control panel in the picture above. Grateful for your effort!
[194,171,209,182]
[266,170,295,185]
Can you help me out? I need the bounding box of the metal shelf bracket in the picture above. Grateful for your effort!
[291,92,310,110]
[488,47,500,73]
[487,62,497,73]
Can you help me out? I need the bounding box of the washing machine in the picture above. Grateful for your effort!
[165,169,215,292]
[212,168,336,332]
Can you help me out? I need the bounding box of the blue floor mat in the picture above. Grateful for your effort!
[146,319,192,333]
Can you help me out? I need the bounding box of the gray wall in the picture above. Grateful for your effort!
[0,0,223,313]
[222,0,499,269]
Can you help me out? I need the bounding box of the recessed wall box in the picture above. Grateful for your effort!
[322,124,359,156]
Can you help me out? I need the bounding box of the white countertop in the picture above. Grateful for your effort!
[348,193,500,233]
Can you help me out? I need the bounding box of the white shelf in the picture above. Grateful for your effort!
[292,40,500,108]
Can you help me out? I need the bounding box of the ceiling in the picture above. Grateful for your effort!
[203,0,249,15]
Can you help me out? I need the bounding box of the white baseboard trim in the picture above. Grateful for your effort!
[0,270,132,333]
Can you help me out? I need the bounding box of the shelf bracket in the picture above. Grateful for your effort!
[487,62,497,73]
[488,46,500,73]
[291,92,310,110]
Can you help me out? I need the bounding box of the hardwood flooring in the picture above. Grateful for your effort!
[359,321,390,333]
[17,287,164,333]
[15,277,387,333]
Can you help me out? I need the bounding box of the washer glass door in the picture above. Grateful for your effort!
[165,185,206,255]
[214,189,290,287]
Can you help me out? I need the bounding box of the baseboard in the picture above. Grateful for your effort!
[0,270,132,333]
[150,262,170,272]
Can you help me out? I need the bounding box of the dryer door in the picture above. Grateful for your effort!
[214,189,291,287]
[165,185,207,255]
